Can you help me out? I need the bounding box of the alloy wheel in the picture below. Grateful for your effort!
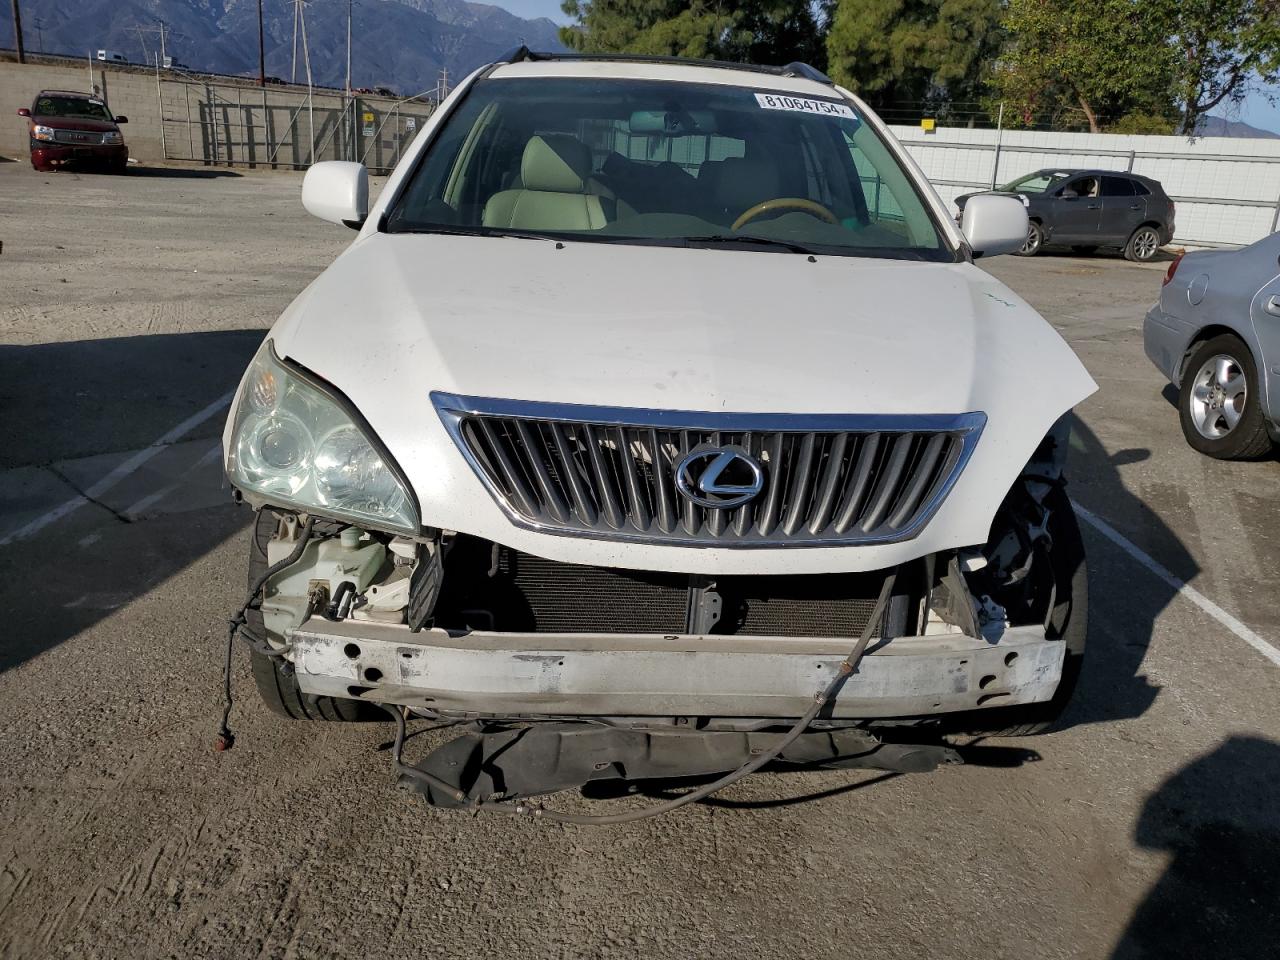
[1132,228,1159,260]
[1020,223,1041,255]
[1188,354,1247,439]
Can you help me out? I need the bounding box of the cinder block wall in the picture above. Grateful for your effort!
[1,59,433,171]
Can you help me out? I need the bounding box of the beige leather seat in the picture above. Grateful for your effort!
[483,135,607,231]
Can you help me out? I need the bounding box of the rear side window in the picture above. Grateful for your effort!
[1131,180,1151,196]
[1101,177,1135,197]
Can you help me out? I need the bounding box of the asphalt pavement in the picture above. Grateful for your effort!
[1,160,1278,960]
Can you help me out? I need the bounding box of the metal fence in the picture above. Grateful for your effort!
[155,78,435,173]
[890,125,1280,247]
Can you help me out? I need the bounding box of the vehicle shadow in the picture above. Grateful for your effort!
[0,329,263,672]
[1034,249,1177,264]
[1056,414,1197,728]
[1111,735,1280,959]
[121,165,244,179]
[580,744,1042,810]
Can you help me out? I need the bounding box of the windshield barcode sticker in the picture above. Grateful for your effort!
[754,93,856,119]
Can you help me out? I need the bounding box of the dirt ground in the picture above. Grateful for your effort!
[1,160,1278,960]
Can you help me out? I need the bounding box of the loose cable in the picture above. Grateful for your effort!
[215,514,317,751]
[402,570,898,824]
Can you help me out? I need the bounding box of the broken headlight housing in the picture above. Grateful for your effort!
[226,341,419,535]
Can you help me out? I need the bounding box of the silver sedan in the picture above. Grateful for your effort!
[1144,232,1280,458]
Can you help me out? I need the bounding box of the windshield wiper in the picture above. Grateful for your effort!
[383,223,556,241]
[679,234,820,255]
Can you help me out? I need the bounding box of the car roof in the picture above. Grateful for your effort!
[488,52,840,99]
[1031,167,1150,180]
[35,90,100,99]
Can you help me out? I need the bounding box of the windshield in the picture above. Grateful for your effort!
[387,77,952,260]
[33,95,114,122]
[1000,171,1072,194]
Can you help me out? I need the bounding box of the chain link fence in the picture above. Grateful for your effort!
[155,78,435,173]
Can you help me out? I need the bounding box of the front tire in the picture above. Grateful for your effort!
[1015,220,1043,257]
[1124,225,1161,262]
[1178,334,1272,459]
[958,486,1088,737]
[245,509,380,721]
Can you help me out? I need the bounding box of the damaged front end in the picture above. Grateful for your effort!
[234,419,1084,810]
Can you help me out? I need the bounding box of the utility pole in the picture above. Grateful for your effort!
[158,19,166,67]
[9,0,24,63]
[345,0,352,160]
[291,0,299,83]
[256,0,265,86]
[294,0,315,164]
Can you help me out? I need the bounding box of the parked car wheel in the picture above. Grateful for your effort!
[246,509,381,721]
[1015,221,1043,257]
[1178,334,1272,459]
[1124,225,1162,262]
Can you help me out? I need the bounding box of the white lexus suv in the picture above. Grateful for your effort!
[220,51,1096,816]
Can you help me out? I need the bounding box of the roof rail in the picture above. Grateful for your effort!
[494,48,834,86]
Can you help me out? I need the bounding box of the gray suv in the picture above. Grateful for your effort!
[957,169,1175,261]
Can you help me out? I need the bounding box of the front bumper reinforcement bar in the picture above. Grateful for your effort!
[290,620,1065,719]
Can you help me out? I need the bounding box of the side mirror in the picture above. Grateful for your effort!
[114,115,128,123]
[301,161,369,229]
[961,194,1029,258]
[17,108,30,117]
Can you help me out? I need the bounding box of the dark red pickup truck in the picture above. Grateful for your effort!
[17,89,129,173]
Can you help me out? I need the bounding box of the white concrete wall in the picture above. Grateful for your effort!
[889,124,1280,247]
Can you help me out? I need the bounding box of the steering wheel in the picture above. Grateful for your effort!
[732,197,839,232]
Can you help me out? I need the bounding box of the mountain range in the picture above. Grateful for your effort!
[1194,115,1279,140]
[17,0,566,95]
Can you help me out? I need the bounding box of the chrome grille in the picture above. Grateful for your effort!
[434,394,984,547]
[52,129,108,145]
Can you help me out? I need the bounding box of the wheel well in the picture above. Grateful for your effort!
[1179,324,1247,380]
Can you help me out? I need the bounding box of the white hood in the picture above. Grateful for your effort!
[266,233,1096,574]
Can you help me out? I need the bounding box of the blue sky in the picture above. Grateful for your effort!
[489,2,1279,134]
[494,0,570,23]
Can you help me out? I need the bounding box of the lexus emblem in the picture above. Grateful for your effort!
[675,447,765,509]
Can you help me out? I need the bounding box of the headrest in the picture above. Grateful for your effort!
[715,156,781,213]
[521,135,592,193]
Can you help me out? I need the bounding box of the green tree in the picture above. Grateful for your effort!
[992,0,1175,132]
[559,1,824,66]
[1158,0,1280,135]
[825,0,1002,110]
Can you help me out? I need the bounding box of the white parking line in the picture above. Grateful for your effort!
[1073,500,1280,669]
[0,392,234,547]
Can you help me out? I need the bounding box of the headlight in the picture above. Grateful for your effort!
[103,131,123,144]
[226,342,418,534]
[32,125,55,141]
